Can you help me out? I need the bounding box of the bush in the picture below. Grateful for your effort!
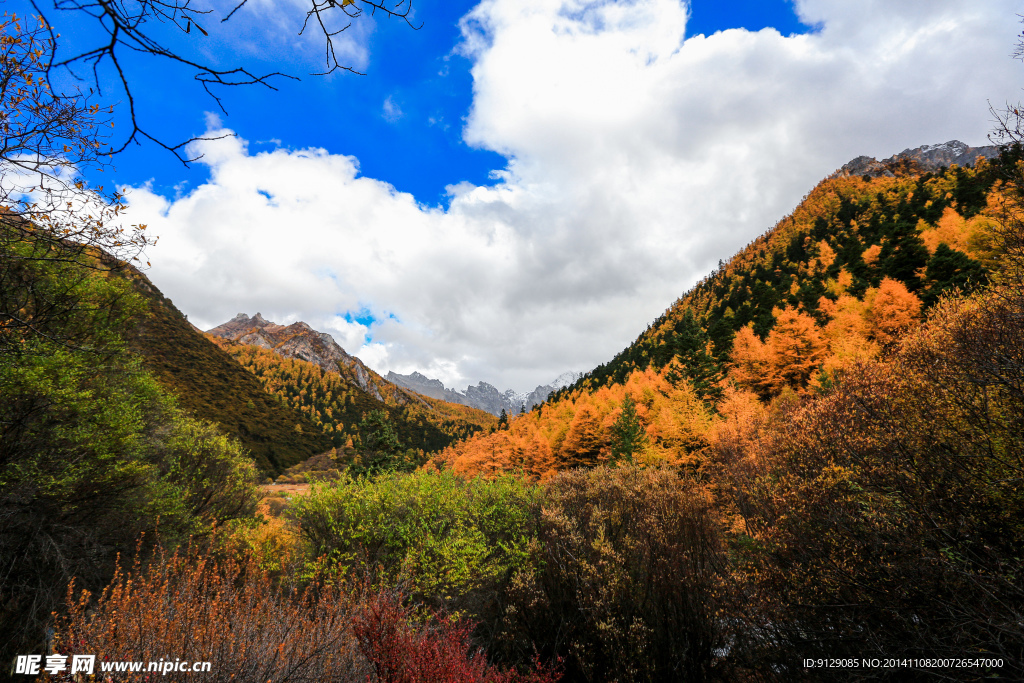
[56,546,371,683]
[353,590,561,683]
[495,465,728,683]
[289,470,542,614]
[266,497,289,517]
[0,247,263,661]
[151,417,262,531]
[720,286,1024,676]
[55,543,561,683]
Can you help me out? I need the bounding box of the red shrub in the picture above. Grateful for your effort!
[353,591,560,683]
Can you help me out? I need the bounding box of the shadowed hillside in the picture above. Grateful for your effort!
[124,270,331,473]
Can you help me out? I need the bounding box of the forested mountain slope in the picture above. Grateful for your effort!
[558,141,1003,394]
[209,313,397,402]
[438,143,1016,477]
[207,328,496,456]
[125,270,331,472]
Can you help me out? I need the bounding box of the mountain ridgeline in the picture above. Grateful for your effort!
[386,370,583,416]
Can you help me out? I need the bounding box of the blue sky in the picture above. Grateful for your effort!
[23,0,1023,392]
[40,0,810,204]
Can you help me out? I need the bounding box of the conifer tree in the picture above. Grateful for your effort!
[666,308,723,402]
[610,396,647,464]
[352,409,406,476]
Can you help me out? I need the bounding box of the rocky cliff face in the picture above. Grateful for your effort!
[386,370,583,417]
[383,371,470,405]
[208,313,387,401]
[837,140,1000,179]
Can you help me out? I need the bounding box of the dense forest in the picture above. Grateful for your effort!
[444,151,1014,475]
[552,154,1001,398]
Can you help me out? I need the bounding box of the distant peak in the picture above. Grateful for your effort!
[916,140,970,155]
[551,371,584,389]
[838,139,1000,179]
[231,312,250,322]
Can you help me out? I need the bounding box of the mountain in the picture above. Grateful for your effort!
[206,315,497,454]
[838,139,1000,179]
[124,272,332,473]
[386,370,583,416]
[438,141,1015,477]
[552,139,1007,397]
[208,313,390,401]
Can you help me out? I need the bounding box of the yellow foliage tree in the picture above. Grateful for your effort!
[765,306,827,393]
[864,277,923,343]
[728,325,774,399]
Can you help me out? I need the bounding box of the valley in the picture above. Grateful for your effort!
[3,136,1021,681]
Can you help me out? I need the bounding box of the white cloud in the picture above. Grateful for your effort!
[382,96,404,122]
[131,0,1023,392]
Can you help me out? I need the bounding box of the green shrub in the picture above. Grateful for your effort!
[288,470,542,612]
[152,417,261,531]
[0,234,264,662]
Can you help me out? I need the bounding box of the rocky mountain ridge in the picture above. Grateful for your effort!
[837,139,1000,179]
[209,313,580,418]
[208,312,387,401]
[386,370,583,416]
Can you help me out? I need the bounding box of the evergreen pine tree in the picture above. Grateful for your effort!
[666,308,724,402]
[923,243,988,304]
[352,409,406,476]
[609,396,647,464]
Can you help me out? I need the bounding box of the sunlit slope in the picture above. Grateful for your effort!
[557,151,1006,396]
[212,338,497,456]
[442,149,1016,476]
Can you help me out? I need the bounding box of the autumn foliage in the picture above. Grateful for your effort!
[214,338,496,455]
[711,282,1024,676]
[436,366,712,477]
[353,591,561,683]
[56,548,370,682]
[56,545,561,683]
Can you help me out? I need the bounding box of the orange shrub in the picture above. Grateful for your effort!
[56,548,370,683]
